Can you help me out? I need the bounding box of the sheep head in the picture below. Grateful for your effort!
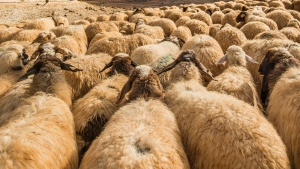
[215,45,258,67]
[0,45,30,73]
[133,8,146,15]
[17,56,82,82]
[236,11,248,23]
[31,31,56,44]
[160,36,185,48]
[117,65,164,104]
[157,50,215,80]
[100,53,137,76]
[259,47,299,106]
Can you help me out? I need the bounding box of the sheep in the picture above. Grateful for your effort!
[240,21,271,39]
[266,10,293,30]
[80,65,189,169]
[170,26,192,42]
[85,21,119,43]
[158,50,290,169]
[0,45,30,98]
[73,54,136,159]
[215,24,247,53]
[280,27,300,43]
[113,21,135,35]
[148,18,177,37]
[259,47,300,168]
[269,1,285,8]
[89,31,123,47]
[221,10,241,26]
[62,53,112,101]
[209,24,222,38]
[175,16,191,27]
[288,10,300,21]
[10,29,42,43]
[96,14,110,22]
[207,45,263,111]
[0,56,80,168]
[84,16,97,23]
[24,16,69,31]
[129,13,159,24]
[211,11,225,24]
[131,36,183,65]
[287,18,300,29]
[181,34,225,84]
[167,10,184,22]
[242,39,300,94]
[282,0,293,9]
[71,20,91,27]
[253,30,288,40]
[109,13,128,21]
[190,10,213,25]
[0,27,21,44]
[184,19,209,35]
[236,10,278,30]
[87,33,156,56]
[134,18,165,39]
[45,25,88,58]
[49,25,66,37]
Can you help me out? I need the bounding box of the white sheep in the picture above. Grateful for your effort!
[148,18,177,37]
[63,53,112,101]
[80,65,190,169]
[207,45,263,111]
[170,26,192,42]
[0,56,80,168]
[215,23,247,53]
[87,33,156,56]
[72,54,136,158]
[85,21,119,43]
[134,18,165,39]
[259,47,300,168]
[181,34,225,85]
[158,50,290,169]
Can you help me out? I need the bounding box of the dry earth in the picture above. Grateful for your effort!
[0,1,124,24]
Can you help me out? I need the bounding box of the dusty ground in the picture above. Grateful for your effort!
[0,1,124,24]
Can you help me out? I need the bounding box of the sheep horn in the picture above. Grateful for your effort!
[245,55,259,64]
[116,73,136,104]
[156,60,178,75]
[215,55,228,65]
[193,58,216,80]
[60,63,83,72]
[17,62,42,82]
[100,61,113,73]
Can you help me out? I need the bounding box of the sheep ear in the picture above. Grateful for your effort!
[261,73,269,107]
[215,55,228,64]
[193,58,216,80]
[60,63,83,72]
[116,75,135,104]
[156,60,178,75]
[205,8,212,15]
[100,61,113,73]
[236,11,246,22]
[245,55,259,64]
[178,38,185,48]
[17,65,40,82]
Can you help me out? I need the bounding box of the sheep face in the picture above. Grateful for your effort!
[160,36,185,48]
[100,53,137,76]
[0,45,30,73]
[216,45,258,67]
[236,11,247,23]
[18,56,82,82]
[259,47,299,106]
[157,50,214,81]
[117,65,164,104]
[133,8,146,15]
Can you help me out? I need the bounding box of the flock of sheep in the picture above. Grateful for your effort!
[0,0,300,168]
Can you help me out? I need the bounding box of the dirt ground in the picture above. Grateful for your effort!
[0,1,124,24]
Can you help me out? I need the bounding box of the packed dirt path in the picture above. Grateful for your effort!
[0,1,124,24]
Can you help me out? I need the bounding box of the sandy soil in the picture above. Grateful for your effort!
[0,1,124,24]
